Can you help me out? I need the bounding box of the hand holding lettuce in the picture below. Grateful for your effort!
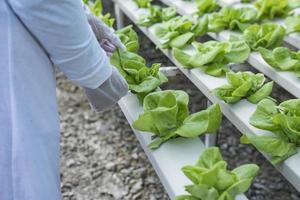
[176,147,259,200]
[133,90,222,149]
[115,25,140,53]
[111,51,167,102]
[111,26,168,102]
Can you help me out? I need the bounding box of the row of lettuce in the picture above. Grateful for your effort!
[134,0,300,164]
[110,25,261,200]
[84,0,299,199]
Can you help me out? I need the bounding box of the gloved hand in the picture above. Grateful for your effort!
[100,38,116,57]
[84,67,129,112]
[86,13,126,52]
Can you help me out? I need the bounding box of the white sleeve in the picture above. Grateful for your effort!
[7,0,112,89]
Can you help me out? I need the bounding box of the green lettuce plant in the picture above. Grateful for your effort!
[138,5,177,27]
[172,40,250,77]
[115,25,139,53]
[209,6,258,32]
[214,71,274,104]
[111,50,167,102]
[134,0,152,8]
[192,15,210,36]
[84,0,115,27]
[241,98,300,164]
[242,23,286,50]
[254,0,288,19]
[285,14,300,34]
[133,90,222,149]
[195,0,219,16]
[176,147,259,200]
[259,47,300,77]
[155,16,195,49]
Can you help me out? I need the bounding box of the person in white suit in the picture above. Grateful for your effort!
[0,0,129,199]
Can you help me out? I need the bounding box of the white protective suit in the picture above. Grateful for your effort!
[0,0,127,199]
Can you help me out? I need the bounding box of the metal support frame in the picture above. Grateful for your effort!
[205,100,218,147]
[114,4,124,29]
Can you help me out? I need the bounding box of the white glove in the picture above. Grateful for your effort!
[86,14,126,51]
[84,67,129,112]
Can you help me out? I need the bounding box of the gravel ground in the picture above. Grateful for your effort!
[58,1,300,200]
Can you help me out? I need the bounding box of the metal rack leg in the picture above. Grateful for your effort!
[114,4,124,29]
[205,100,218,147]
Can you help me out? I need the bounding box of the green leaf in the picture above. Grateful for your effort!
[247,81,274,104]
[250,98,280,131]
[224,41,250,63]
[162,7,177,21]
[116,25,139,52]
[195,0,219,16]
[175,104,222,137]
[232,164,260,181]
[240,134,297,164]
[255,0,288,19]
[192,15,209,36]
[138,5,177,27]
[214,85,242,104]
[172,48,192,68]
[285,14,300,34]
[259,47,300,76]
[218,178,253,200]
[173,41,247,77]
[196,147,224,169]
[177,147,259,200]
[208,6,258,32]
[243,23,286,50]
[175,195,200,200]
[185,184,219,200]
[133,91,222,149]
[110,48,167,101]
[279,99,300,116]
[170,32,195,49]
[134,0,152,8]
[154,16,194,49]
[182,165,207,184]
[214,71,272,104]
